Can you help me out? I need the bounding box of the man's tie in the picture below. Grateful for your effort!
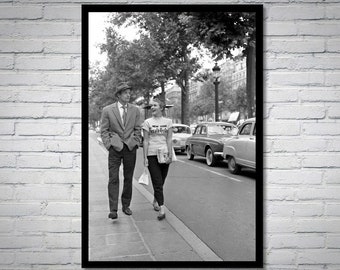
[122,105,127,125]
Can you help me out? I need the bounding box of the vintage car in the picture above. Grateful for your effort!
[172,124,192,152]
[185,122,238,167]
[223,118,256,174]
[189,124,197,133]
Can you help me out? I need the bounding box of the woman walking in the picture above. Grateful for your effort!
[142,98,173,220]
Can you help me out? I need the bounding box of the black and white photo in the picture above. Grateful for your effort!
[82,4,263,268]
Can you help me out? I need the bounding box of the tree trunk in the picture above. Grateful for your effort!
[246,45,256,118]
[180,53,191,125]
[159,81,166,105]
[181,76,190,125]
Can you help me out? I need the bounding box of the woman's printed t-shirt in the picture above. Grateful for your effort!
[142,117,173,156]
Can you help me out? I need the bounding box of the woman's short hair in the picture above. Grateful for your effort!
[152,98,165,111]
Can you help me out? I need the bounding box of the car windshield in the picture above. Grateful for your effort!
[173,126,191,134]
[208,125,237,135]
[208,125,226,135]
[223,125,239,135]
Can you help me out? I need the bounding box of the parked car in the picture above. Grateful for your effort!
[185,122,238,166]
[189,124,197,133]
[172,124,192,152]
[223,118,256,174]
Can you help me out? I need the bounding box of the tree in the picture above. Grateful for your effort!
[189,74,247,121]
[89,24,172,119]
[89,62,116,124]
[112,12,201,125]
[218,76,247,114]
[234,85,248,116]
[180,12,257,118]
[100,28,164,103]
[170,101,182,122]
[189,81,214,119]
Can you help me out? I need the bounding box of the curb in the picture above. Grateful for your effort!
[133,175,222,261]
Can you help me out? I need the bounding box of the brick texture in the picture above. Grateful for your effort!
[0,1,339,269]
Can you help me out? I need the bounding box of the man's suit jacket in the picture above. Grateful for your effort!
[100,102,142,152]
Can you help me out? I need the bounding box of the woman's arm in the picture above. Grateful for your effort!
[143,130,149,167]
[166,126,173,163]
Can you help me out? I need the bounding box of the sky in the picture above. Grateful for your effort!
[89,13,110,67]
[89,12,139,68]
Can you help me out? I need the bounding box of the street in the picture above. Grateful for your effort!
[89,131,255,261]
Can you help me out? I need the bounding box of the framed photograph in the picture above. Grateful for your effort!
[82,4,263,268]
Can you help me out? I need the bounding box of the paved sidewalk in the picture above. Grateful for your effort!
[89,134,221,261]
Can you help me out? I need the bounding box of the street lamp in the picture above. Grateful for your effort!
[212,62,221,122]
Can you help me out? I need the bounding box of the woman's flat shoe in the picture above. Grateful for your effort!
[157,213,166,220]
[153,202,160,211]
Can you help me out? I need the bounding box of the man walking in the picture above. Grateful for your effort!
[100,82,142,220]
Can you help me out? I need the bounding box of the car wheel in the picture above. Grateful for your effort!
[228,156,241,174]
[186,145,194,160]
[205,147,217,167]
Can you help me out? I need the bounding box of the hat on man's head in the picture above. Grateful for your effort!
[115,82,131,97]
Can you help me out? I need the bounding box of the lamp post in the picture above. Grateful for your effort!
[212,62,221,122]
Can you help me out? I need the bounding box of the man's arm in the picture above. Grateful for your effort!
[100,108,112,150]
[133,108,142,143]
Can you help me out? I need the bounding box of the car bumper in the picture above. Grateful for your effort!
[173,140,186,151]
[173,145,186,151]
[214,151,224,157]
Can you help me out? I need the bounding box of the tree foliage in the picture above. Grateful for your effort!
[89,11,257,124]
[99,27,165,102]
[180,12,256,117]
[189,83,214,118]
[111,12,202,125]
[189,75,247,121]
[180,12,256,58]
[89,25,167,124]
[89,63,116,125]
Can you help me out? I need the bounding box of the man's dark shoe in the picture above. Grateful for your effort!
[108,211,118,220]
[122,207,132,215]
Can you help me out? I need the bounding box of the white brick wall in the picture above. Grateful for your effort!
[0,1,339,269]
[263,1,340,269]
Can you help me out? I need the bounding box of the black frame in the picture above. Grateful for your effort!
[82,4,263,268]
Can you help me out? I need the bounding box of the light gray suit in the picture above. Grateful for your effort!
[100,102,142,213]
[100,102,141,151]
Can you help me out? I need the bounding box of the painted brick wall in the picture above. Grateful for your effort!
[0,1,339,269]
